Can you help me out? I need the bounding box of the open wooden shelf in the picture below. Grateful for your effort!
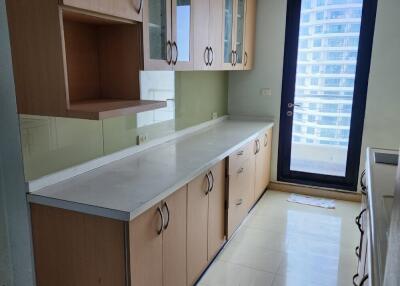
[68,99,167,120]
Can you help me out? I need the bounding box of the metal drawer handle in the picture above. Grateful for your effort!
[237,167,244,174]
[255,139,260,154]
[135,0,143,13]
[236,198,243,206]
[244,51,248,66]
[237,150,244,156]
[205,172,211,195]
[156,206,165,235]
[162,202,170,230]
[166,41,172,65]
[360,170,367,195]
[204,47,209,65]
[209,47,214,66]
[264,134,268,147]
[172,41,178,65]
[209,171,214,192]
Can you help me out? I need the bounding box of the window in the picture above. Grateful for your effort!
[302,13,310,22]
[328,0,347,5]
[347,37,359,47]
[327,51,343,60]
[316,12,324,20]
[302,0,312,9]
[312,65,320,73]
[327,24,346,33]
[325,64,341,73]
[344,78,355,87]
[345,51,358,60]
[314,25,323,33]
[345,64,356,73]
[349,23,361,32]
[297,65,307,73]
[298,52,308,61]
[325,78,340,86]
[320,129,337,138]
[329,10,346,19]
[296,78,306,86]
[351,8,362,18]
[311,78,319,85]
[342,104,353,113]
[317,0,326,6]
[307,127,315,134]
[300,27,309,35]
[299,39,308,48]
[312,52,321,60]
[314,39,322,47]
[327,38,345,47]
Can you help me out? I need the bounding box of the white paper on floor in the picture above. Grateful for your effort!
[287,193,336,209]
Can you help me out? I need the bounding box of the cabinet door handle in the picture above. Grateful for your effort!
[236,198,243,206]
[359,275,368,286]
[234,51,238,66]
[355,246,361,259]
[204,47,209,65]
[264,134,268,147]
[205,172,211,195]
[172,41,178,65]
[162,202,170,230]
[156,206,165,235]
[360,170,367,195]
[355,208,366,232]
[255,139,260,154]
[353,273,359,286]
[244,51,248,66]
[135,0,143,13]
[166,41,172,65]
[209,171,214,192]
[209,46,214,66]
[237,167,244,174]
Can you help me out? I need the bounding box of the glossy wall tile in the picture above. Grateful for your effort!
[20,72,228,181]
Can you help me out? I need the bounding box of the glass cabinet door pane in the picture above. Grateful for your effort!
[235,0,245,64]
[148,0,167,60]
[175,0,191,62]
[224,0,234,64]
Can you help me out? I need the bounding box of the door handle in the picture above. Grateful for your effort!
[204,47,210,66]
[288,103,301,108]
[162,202,170,230]
[209,47,214,66]
[166,41,172,65]
[236,198,243,206]
[205,172,211,195]
[209,171,214,192]
[172,41,178,65]
[135,0,143,13]
[156,206,165,235]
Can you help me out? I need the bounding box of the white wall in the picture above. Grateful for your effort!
[228,0,400,184]
[228,0,287,181]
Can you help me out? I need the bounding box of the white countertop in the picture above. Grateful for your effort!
[365,148,398,286]
[28,119,273,221]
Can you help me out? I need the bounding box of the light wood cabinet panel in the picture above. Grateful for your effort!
[162,186,187,286]
[193,0,210,70]
[30,204,127,286]
[187,171,209,285]
[243,0,256,70]
[62,0,143,21]
[207,160,226,261]
[208,0,224,70]
[130,205,163,286]
[228,141,253,175]
[254,128,272,201]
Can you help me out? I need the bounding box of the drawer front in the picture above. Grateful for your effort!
[228,141,255,175]
[62,0,143,22]
[227,158,253,237]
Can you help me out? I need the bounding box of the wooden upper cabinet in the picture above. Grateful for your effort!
[6,0,166,120]
[222,0,235,69]
[193,0,223,70]
[207,160,226,261]
[243,0,256,70]
[143,0,194,70]
[61,0,144,21]
[232,0,246,70]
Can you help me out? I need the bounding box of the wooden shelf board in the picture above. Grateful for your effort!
[67,99,167,120]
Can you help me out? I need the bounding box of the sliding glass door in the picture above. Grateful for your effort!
[278,0,377,191]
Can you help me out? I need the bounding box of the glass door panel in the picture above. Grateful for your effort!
[234,0,245,65]
[148,0,168,60]
[223,0,234,64]
[174,0,191,62]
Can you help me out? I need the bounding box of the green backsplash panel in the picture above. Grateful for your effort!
[21,71,228,181]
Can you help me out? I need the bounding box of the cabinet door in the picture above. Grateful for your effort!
[222,0,235,69]
[233,0,246,70]
[243,0,256,70]
[162,186,187,286]
[208,0,224,70]
[143,0,173,70]
[62,0,143,21]
[130,204,163,286]
[264,128,272,187]
[207,161,226,261]
[171,0,194,70]
[187,171,209,285]
[193,0,210,70]
[254,135,266,200]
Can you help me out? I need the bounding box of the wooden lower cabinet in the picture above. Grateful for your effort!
[254,128,273,201]
[187,160,226,285]
[131,186,188,286]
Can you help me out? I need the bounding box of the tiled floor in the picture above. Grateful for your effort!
[198,190,361,286]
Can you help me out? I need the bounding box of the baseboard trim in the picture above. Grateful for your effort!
[269,181,361,203]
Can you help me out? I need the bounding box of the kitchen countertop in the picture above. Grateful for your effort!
[28,119,273,221]
[365,148,398,286]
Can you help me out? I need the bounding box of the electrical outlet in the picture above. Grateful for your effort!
[260,88,272,97]
[212,112,218,120]
[137,134,148,145]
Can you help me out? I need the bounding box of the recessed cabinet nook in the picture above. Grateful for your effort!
[30,127,272,286]
[6,0,257,120]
